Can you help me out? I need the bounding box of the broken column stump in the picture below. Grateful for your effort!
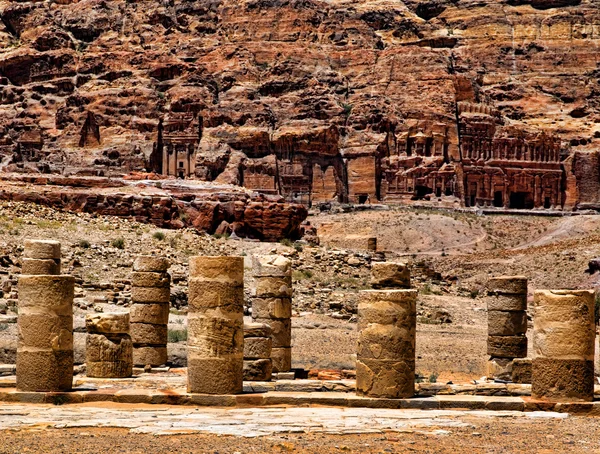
[357,262,417,399]
[17,274,74,391]
[243,322,273,381]
[252,255,292,373]
[532,290,595,401]
[131,256,170,367]
[86,313,133,378]
[188,256,244,394]
[22,239,61,275]
[486,276,528,380]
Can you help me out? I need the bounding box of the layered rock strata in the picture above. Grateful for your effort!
[188,256,244,394]
[532,290,595,401]
[17,273,74,391]
[357,262,417,399]
[243,322,273,382]
[131,256,170,367]
[252,255,292,373]
[486,276,528,380]
[86,313,132,378]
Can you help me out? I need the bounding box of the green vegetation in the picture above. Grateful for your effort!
[78,240,91,249]
[168,328,188,343]
[153,231,165,241]
[111,238,125,249]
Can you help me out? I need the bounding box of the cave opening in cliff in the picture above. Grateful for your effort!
[493,191,503,207]
[415,185,433,199]
[509,192,534,209]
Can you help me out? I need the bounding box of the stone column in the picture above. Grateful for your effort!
[356,262,417,398]
[532,290,595,401]
[243,322,273,381]
[22,239,61,275]
[188,256,244,394]
[252,255,292,373]
[486,276,528,380]
[17,274,74,391]
[86,313,133,378]
[131,256,170,367]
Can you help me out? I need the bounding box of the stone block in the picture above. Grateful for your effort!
[130,303,169,325]
[244,337,272,359]
[133,256,169,272]
[532,357,594,401]
[358,290,417,327]
[17,275,74,315]
[189,256,243,285]
[271,347,292,373]
[252,297,292,319]
[356,358,415,399]
[133,346,167,366]
[131,286,170,304]
[255,276,292,298]
[486,294,527,312]
[188,279,244,311]
[86,334,132,364]
[86,313,129,335]
[16,349,73,392]
[357,324,415,361]
[23,240,61,260]
[486,276,527,295]
[253,317,291,348]
[187,349,243,394]
[367,237,377,251]
[130,323,167,345]
[487,310,527,336]
[131,271,170,288]
[187,314,243,355]
[487,335,527,358]
[486,357,513,380]
[512,358,532,384]
[21,258,60,275]
[243,359,272,381]
[370,262,410,289]
[87,361,132,379]
[243,322,272,339]
[17,313,73,350]
[252,255,292,278]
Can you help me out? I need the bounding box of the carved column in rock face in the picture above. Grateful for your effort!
[86,313,133,378]
[252,255,292,373]
[532,290,595,401]
[243,322,273,381]
[22,239,61,275]
[188,256,244,394]
[17,274,74,391]
[357,262,416,399]
[486,276,528,380]
[131,256,170,367]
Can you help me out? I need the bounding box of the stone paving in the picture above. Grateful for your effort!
[0,403,569,437]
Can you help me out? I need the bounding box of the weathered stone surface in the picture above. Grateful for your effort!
[23,240,61,260]
[17,275,74,315]
[133,346,167,367]
[370,262,411,289]
[243,359,272,381]
[358,290,417,327]
[357,324,415,361]
[17,313,73,350]
[243,322,273,339]
[252,297,292,319]
[187,349,243,394]
[271,347,292,373]
[356,359,415,399]
[131,272,170,288]
[133,256,170,273]
[487,294,527,312]
[86,313,129,335]
[255,277,292,298]
[512,358,532,384]
[189,256,244,284]
[252,255,292,278]
[130,323,167,345]
[188,279,244,311]
[86,361,133,379]
[487,310,527,336]
[253,318,291,348]
[244,337,273,360]
[187,315,243,355]
[86,334,133,365]
[130,303,169,325]
[16,349,73,392]
[486,276,528,295]
[532,358,594,402]
[487,336,527,358]
[131,286,170,304]
[486,357,513,381]
[21,259,60,276]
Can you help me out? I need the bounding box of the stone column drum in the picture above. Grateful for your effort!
[22,239,61,275]
[86,313,133,378]
[17,274,74,391]
[252,255,292,373]
[486,276,528,379]
[188,256,244,394]
[243,322,273,381]
[131,256,170,366]
[532,290,595,401]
